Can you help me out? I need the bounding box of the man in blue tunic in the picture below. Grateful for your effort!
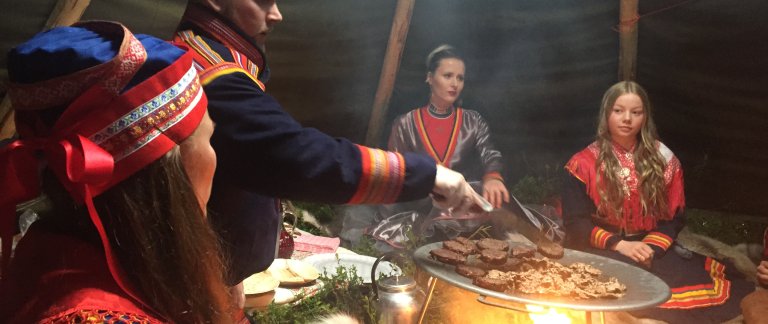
[172,0,488,306]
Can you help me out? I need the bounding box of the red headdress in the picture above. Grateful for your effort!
[0,21,207,313]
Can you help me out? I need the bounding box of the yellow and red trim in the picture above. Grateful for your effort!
[642,231,673,251]
[413,107,462,167]
[176,31,224,66]
[347,145,406,204]
[660,257,731,309]
[174,31,266,91]
[590,227,615,249]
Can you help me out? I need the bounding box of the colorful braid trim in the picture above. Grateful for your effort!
[660,257,731,309]
[175,31,265,91]
[176,31,225,66]
[50,309,155,323]
[198,63,265,91]
[90,66,203,162]
[413,107,462,167]
[642,231,673,251]
[564,158,587,184]
[347,145,405,204]
[590,227,615,249]
[10,24,147,111]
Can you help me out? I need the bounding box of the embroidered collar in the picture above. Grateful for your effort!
[427,103,454,118]
[178,3,267,80]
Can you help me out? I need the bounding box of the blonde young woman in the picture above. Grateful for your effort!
[562,81,752,323]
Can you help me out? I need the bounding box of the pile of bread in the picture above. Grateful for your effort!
[244,259,320,294]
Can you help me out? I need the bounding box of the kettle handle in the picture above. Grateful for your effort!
[371,250,408,299]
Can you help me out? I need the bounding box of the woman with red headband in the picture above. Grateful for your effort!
[0,22,232,323]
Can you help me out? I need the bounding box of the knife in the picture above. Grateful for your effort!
[490,194,565,258]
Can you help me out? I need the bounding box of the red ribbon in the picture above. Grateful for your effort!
[0,134,114,281]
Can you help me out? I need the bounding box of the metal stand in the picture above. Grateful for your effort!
[417,276,438,324]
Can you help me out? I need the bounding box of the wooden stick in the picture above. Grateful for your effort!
[0,0,92,139]
[618,0,639,81]
[0,98,13,139]
[364,0,416,147]
[44,0,91,29]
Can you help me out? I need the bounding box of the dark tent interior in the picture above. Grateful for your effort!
[1,0,766,223]
[272,0,768,222]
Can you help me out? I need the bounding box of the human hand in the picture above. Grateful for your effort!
[482,178,510,209]
[757,261,768,288]
[432,165,492,214]
[613,240,654,264]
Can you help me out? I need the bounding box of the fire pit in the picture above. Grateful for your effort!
[413,242,670,323]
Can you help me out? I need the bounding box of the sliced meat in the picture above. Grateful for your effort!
[536,239,564,259]
[473,276,508,292]
[455,265,487,279]
[509,245,536,258]
[479,249,508,265]
[453,236,471,245]
[429,248,466,265]
[477,238,509,251]
[443,240,474,256]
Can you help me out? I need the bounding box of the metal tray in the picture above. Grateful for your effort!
[414,242,670,312]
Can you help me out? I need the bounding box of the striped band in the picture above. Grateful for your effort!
[660,257,731,309]
[347,145,406,204]
[642,232,673,251]
[90,66,202,161]
[590,227,615,249]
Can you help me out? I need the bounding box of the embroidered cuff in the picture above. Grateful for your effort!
[347,145,405,204]
[590,227,618,250]
[642,231,673,252]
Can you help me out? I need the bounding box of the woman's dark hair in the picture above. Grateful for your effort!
[426,44,465,73]
[43,148,232,323]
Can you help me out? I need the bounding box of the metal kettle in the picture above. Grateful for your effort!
[371,252,425,324]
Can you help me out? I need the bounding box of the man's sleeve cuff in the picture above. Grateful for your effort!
[346,145,405,204]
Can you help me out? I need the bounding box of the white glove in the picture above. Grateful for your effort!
[431,165,492,214]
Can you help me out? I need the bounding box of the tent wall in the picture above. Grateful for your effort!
[1,0,765,217]
[268,0,767,217]
[637,0,768,215]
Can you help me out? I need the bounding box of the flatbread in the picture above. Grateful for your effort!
[287,259,320,282]
[243,271,280,295]
[267,258,318,286]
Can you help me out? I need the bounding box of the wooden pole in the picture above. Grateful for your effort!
[364,0,416,147]
[0,0,91,139]
[618,0,639,81]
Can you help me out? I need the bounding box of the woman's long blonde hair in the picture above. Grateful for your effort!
[595,81,668,220]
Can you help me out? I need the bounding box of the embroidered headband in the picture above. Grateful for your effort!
[0,21,207,314]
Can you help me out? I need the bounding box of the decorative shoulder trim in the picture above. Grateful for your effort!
[565,145,596,185]
[590,227,615,249]
[660,257,731,309]
[564,158,586,184]
[198,62,265,91]
[347,145,406,204]
[50,308,157,323]
[642,231,673,251]
[174,31,266,91]
[176,31,225,66]
[658,141,674,163]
